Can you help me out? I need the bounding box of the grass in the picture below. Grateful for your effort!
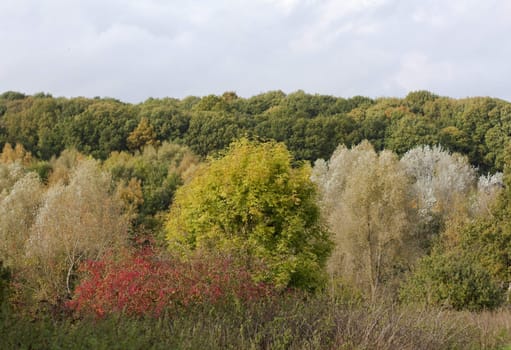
[2,295,511,349]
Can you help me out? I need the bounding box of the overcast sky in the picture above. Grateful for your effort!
[1,0,510,103]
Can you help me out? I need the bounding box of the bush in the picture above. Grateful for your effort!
[400,251,504,311]
[67,249,274,318]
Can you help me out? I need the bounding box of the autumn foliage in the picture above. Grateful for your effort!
[67,249,275,318]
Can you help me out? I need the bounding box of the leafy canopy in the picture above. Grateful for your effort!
[165,139,332,290]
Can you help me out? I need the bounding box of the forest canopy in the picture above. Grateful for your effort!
[1,90,510,173]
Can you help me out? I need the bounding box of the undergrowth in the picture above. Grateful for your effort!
[2,294,511,349]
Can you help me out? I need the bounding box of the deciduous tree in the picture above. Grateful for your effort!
[312,141,413,298]
[25,159,128,303]
[166,139,332,290]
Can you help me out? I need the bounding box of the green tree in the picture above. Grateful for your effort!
[454,97,500,172]
[64,100,137,159]
[456,152,511,287]
[137,97,190,142]
[0,91,26,100]
[400,250,503,311]
[104,142,199,232]
[165,139,332,290]
[404,90,439,114]
[385,113,439,155]
[184,111,248,156]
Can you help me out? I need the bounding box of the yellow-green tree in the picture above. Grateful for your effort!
[166,139,332,290]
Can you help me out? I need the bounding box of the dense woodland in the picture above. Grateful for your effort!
[1,89,511,172]
[2,90,511,349]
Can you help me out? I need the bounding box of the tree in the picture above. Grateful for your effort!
[127,117,158,151]
[455,154,511,289]
[184,111,248,156]
[137,98,190,142]
[400,147,510,311]
[0,165,43,268]
[404,90,439,114]
[312,141,413,298]
[385,114,439,155]
[400,145,477,222]
[103,142,200,231]
[25,159,128,304]
[64,100,138,159]
[165,139,332,290]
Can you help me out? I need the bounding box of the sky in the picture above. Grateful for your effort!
[1,0,510,103]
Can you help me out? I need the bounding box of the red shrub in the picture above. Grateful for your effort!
[66,249,274,318]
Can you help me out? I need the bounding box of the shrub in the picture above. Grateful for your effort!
[67,249,274,318]
[400,251,504,311]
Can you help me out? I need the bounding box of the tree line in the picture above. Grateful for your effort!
[1,90,510,172]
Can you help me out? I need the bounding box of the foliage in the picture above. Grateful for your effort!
[184,111,249,157]
[0,91,26,100]
[401,145,476,217]
[1,89,511,348]
[63,99,138,159]
[127,117,158,151]
[1,90,510,172]
[0,261,10,306]
[400,154,510,311]
[312,141,414,297]
[22,159,128,305]
[385,113,439,155]
[453,160,511,288]
[404,90,439,114]
[400,250,504,311]
[104,142,199,232]
[166,139,332,290]
[0,164,43,268]
[2,294,510,350]
[67,249,274,318]
[0,143,32,165]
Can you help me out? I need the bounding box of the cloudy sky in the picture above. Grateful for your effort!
[1,0,510,103]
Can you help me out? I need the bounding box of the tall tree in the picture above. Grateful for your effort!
[0,164,43,268]
[400,145,477,222]
[25,159,128,303]
[312,141,413,298]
